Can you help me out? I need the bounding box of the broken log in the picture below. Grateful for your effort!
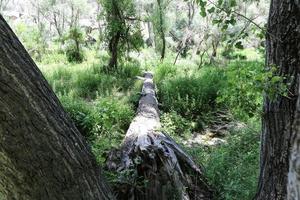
[106,72,213,200]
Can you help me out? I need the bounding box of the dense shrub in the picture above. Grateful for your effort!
[157,67,226,125]
[154,61,177,83]
[89,97,134,137]
[59,95,93,137]
[66,46,84,63]
[188,122,260,200]
[74,72,117,99]
[160,111,194,138]
[65,28,85,63]
[218,61,264,120]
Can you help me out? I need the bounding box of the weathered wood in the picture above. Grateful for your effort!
[106,72,212,200]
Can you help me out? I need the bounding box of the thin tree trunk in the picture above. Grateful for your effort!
[107,0,122,71]
[108,31,121,70]
[157,0,165,61]
[255,1,300,199]
[106,73,212,200]
[0,15,114,200]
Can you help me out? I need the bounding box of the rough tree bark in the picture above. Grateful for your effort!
[288,83,300,200]
[255,1,300,199]
[106,73,212,200]
[0,15,114,200]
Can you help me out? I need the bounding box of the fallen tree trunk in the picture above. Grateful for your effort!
[106,72,212,200]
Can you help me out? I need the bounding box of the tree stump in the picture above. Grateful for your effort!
[106,72,213,200]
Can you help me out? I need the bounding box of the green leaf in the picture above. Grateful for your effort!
[229,0,237,7]
[212,19,222,24]
[235,41,244,49]
[207,7,215,13]
[200,7,207,17]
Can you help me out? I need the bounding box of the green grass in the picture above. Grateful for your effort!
[36,49,262,199]
[187,121,260,200]
[155,59,262,199]
[37,50,143,164]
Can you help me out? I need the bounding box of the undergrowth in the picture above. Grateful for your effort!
[37,51,262,200]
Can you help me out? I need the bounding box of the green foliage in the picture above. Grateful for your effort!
[59,95,93,136]
[14,22,47,61]
[218,61,288,120]
[152,0,167,56]
[255,65,289,101]
[157,65,226,127]
[89,97,134,137]
[188,122,260,200]
[45,57,142,100]
[154,62,177,83]
[218,61,264,119]
[100,0,143,65]
[65,28,85,63]
[161,111,194,138]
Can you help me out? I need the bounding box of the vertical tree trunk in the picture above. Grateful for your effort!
[0,15,114,200]
[156,0,166,61]
[288,85,300,200]
[107,0,122,71]
[108,31,121,71]
[255,1,300,199]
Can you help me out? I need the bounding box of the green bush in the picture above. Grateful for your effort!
[154,61,177,83]
[89,97,135,137]
[161,111,195,139]
[89,97,135,163]
[157,67,226,127]
[188,122,260,200]
[65,28,85,63]
[66,46,84,63]
[48,68,73,96]
[59,95,93,137]
[14,22,47,61]
[74,72,115,99]
[218,61,264,120]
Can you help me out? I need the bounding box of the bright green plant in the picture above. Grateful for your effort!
[190,122,260,200]
[100,0,143,70]
[157,67,226,128]
[218,61,288,120]
[65,28,85,63]
[161,111,194,139]
[14,22,47,61]
[218,61,264,119]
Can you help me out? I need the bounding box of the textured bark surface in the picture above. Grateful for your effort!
[255,1,300,199]
[288,84,300,200]
[0,15,113,200]
[106,72,212,200]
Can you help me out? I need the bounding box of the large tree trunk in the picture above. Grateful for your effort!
[288,85,300,200]
[106,73,212,200]
[0,15,114,200]
[255,1,300,199]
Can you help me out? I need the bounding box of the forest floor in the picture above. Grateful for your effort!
[36,48,261,200]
